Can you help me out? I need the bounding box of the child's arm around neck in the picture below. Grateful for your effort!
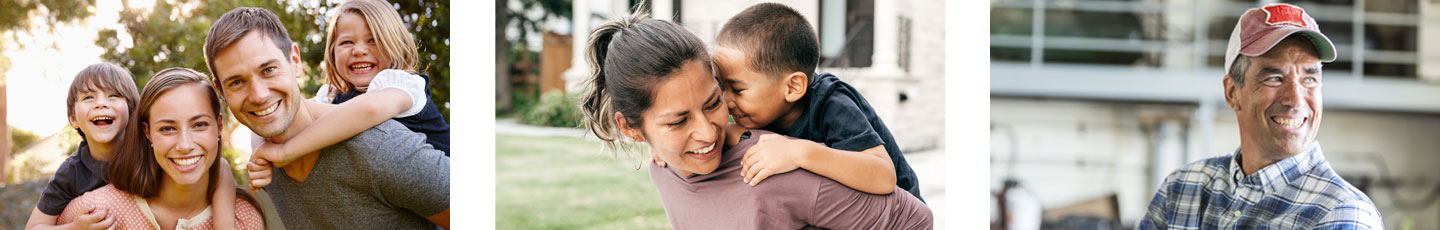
[252,70,423,167]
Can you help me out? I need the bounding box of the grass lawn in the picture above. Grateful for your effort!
[496,135,670,229]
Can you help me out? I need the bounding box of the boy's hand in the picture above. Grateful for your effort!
[73,204,113,230]
[740,134,811,186]
[247,158,273,192]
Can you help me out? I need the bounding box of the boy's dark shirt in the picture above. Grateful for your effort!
[37,143,109,215]
[332,74,451,155]
[781,73,923,202]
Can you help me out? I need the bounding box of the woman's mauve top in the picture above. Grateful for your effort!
[648,129,933,230]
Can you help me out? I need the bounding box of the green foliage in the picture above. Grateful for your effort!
[221,146,246,187]
[0,0,97,77]
[520,91,582,128]
[501,88,539,118]
[99,0,329,95]
[392,0,451,120]
[0,0,94,33]
[499,45,541,117]
[505,0,572,47]
[97,0,450,122]
[8,126,40,154]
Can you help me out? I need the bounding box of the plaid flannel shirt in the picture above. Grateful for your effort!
[1138,144,1382,230]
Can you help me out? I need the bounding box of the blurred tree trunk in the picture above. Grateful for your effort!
[2,83,8,185]
[498,0,512,112]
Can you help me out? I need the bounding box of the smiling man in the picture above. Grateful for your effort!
[1138,4,1381,230]
[201,7,449,229]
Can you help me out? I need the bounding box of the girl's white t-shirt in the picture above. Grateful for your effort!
[311,69,427,117]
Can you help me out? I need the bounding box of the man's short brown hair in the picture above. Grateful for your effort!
[716,3,819,81]
[203,7,294,81]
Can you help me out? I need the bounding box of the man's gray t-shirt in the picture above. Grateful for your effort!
[266,120,449,229]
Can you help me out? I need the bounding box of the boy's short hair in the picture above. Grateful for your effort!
[716,3,819,80]
[203,7,294,81]
[66,63,140,138]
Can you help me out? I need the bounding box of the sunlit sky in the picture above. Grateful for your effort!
[5,0,130,136]
[4,0,251,152]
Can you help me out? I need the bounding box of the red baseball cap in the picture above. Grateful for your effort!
[1223,3,1337,72]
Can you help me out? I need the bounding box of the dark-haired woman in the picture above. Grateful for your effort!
[578,12,932,229]
[58,68,264,230]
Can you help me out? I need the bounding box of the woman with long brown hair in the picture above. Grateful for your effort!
[57,68,264,229]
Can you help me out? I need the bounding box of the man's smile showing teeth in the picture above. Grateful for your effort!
[252,103,278,116]
[1272,116,1305,129]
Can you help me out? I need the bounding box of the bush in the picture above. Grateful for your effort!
[520,91,582,128]
[9,127,40,154]
[502,90,539,118]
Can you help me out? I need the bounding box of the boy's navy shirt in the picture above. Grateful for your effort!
[332,74,451,155]
[37,143,109,215]
[781,72,922,202]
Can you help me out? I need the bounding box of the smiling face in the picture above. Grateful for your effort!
[213,30,304,139]
[713,46,790,129]
[1227,37,1324,160]
[144,83,221,187]
[69,88,131,145]
[331,12,392,91]
[620,60,729,177]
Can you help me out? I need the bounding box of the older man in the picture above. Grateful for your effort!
[1138,4,1381,229]
[202,7,450,229]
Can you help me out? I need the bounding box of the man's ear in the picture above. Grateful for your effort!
[289,43,302,66]
[289,43,304,79]
[783,72,808,103]
[615,112,644,142]
[1223,75,1241,111]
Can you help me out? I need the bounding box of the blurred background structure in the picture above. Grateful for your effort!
[1,1,447,229]
[499,0,946,152]
[991,0,1440,229]
[498,0,945,228]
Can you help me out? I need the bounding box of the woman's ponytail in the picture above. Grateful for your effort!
[577,7,709,157]
[581,13,644,152]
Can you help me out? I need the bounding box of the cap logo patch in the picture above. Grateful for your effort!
[1263,4,1308,27]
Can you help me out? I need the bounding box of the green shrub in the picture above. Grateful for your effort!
[9,127,40,154]
[503,89,539,118]
[520,91,582,128]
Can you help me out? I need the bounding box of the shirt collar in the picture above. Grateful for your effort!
[75,143,107,177]
[1228,142,1324,193]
